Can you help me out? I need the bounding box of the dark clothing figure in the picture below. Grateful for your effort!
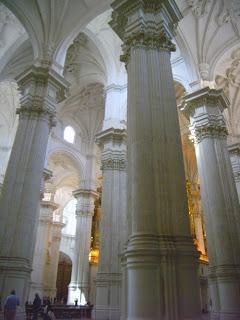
[33,294,41,320]
[74,299,78,307]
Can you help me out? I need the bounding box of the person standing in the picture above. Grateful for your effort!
[33,293,41,320]
[4,290,20,320]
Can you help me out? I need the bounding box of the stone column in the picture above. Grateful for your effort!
[68,189,98,305]
[44,218,65,299]
[110,1,201,319]
[29,198,59,301]
[0,66,68,306]
[94,128,128,320]
[181,87,240,320]
[228,143,240,201]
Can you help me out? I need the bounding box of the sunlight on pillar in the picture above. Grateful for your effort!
[80,291,86,306]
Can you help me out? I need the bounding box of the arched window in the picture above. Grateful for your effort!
[63,126,75,143]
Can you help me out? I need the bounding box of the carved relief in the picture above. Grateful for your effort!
[190,115,228,144]
[186,0,211,17]
[216,0,240,36]
[215,48,240,136]
[215,48,240,92]
[64,33,88,75]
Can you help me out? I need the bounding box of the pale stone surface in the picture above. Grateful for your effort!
[68,189,98,305]
[95,127,127,320]
[228,143,240,202]
[29,199,58,301]
[109,1,202,319]
[0,66,68,308]
[181,87,240,320]
[44,219,65,298]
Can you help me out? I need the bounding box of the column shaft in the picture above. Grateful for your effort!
[68,189,98,305]
[44,220,65,299]
[95,128,127,320]
[29,200,58,300]
[110,1,201,319]
[0,66,68,305]
[181,87,240,320]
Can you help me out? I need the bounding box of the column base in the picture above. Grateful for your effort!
[93,306,120,320]
[0,256,31,305]
[211,311,240,320]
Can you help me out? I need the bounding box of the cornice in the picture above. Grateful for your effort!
[95,127,127,145]
[73,188,99,199]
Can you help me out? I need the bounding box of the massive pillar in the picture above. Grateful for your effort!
[95,128,127,320]
[228,143,240,202]
[68,189,98,305]
[181,87,240,320]
[0,66,68,306]
[109,1,201,319]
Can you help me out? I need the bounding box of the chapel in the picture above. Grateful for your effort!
[0,1,240,319]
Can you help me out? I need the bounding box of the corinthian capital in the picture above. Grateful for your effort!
[110,0,182,63]
[96,128,127,171]
[181,87,229,144]
[16,66,69,128]
[73,189,99,217]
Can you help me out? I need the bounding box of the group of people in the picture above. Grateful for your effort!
[32,294,56,320]
[2,290,93,319]
[1,290,55,320]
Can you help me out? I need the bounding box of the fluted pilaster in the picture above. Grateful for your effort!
[68,189,98,305]
[181,87,240,320]
[95,127,127,320]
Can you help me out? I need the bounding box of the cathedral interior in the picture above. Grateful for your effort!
[0,0,240,319]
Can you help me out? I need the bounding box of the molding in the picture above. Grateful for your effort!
[110,0,182,64]
[16,66,69,128]
[96,128,127,171]
[181,87,229,116]
[181,87,229,144]
[95,127,127,145]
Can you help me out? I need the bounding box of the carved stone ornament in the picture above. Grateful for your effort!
[189,115,228,144]
[216,0,240,36]
[96,127,127,171]
[110,0,182,64]
[186,0,211,17]
[73,189,98,216]
[64,33,88,74]
[101,153,127,171]
[16,66,69,128]
[120,31,176,64]
[181,87,229,144]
